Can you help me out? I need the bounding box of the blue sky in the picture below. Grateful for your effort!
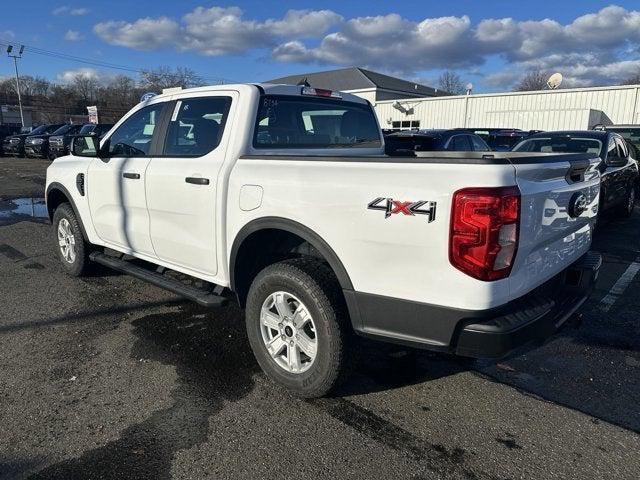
[1,1,639,92]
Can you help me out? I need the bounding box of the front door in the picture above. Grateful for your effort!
[87,102,166,256]
[145,93,235,276]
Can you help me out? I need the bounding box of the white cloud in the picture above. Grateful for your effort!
[93,5,640,89]
[0,30,15,40]
[53,6,89,16]
[57,68,99,83]
[94,7,342,55]
[64,30,83,42]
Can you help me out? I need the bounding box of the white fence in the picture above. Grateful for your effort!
[373,84,640,131]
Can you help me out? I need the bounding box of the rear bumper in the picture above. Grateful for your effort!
[346,251,601,359]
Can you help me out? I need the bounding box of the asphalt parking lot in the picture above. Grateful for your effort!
[1,156,640,480]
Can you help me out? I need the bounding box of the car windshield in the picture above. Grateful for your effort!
[513,136,603,155]
[28,125,49,135]
[41,124,63,134]
[51,125,75,135]
[385,135,438,154]
[487,134,526,151]
[608,128,640,150]
[79,124,96,135]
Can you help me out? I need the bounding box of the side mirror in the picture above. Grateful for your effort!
[606,155,627,168]
[71,135,99,157]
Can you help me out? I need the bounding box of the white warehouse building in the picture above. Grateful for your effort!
[373,84,640,131]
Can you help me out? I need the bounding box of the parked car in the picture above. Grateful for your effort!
[25,124,84,159]
[513,130,639,219]
[384,128,490,155]
[463,128,537,151]
[49,123,114,159]
[3,124,63,157]
[594,125,640,153]
[46,83,601,397]
[0,124,22,156]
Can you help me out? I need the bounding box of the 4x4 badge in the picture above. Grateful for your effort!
[367,197,437,222]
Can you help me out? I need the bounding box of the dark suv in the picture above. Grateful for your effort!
[514,130,639,219]
[0,124,22,155]
[25,124,84,159]
[49,123,113,159]
[3,124,63,157]
[384,129,490,156]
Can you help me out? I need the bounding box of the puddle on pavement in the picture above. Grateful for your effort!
[0,197,49,226]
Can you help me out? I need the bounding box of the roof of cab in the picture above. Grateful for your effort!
[139,83,370,105]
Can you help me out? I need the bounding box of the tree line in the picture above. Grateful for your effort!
[0,66,206,124]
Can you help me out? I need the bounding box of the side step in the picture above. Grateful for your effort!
[89,252,227,308]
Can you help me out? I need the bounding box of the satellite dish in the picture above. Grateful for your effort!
[465,83,473,95]
[547,72,563,90]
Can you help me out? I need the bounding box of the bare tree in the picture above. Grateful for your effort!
[515,70,549,91]
[622,69,640,85]
[139,66,205,92]
[438,71,465,95]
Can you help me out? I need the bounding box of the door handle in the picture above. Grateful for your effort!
[185,177,210,185]
[123,172,140,179]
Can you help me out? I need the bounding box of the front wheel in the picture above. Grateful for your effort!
[245,258,350,398]
[52,202,92,276]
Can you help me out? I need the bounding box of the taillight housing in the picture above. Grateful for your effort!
[449,186,520,281]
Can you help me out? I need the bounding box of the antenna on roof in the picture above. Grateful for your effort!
[297,77,311,87]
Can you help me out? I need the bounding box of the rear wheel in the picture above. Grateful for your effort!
[245,258,350,398]
[52,203,92,276]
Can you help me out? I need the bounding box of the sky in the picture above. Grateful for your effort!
[1,0,640,93]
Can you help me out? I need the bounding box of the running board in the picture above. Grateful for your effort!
[89,252,227,307]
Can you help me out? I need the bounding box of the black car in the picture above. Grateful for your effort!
[49,123,114,159]
[0,124,22,156]
[4,124,64,157]
[513,130,639,219]
[594,125,640,153]
[463,128,537,151]
[385,129,490,156]
[25,124,84,159]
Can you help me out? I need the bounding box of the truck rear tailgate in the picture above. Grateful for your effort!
[508,153,600,299]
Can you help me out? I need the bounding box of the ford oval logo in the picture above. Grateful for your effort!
[568,192,588,218]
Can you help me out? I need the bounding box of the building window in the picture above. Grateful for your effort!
[391,120,420,131]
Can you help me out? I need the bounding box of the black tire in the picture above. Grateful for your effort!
[245,258,350,398]
[618,184,636,218]
[52,202,91,277]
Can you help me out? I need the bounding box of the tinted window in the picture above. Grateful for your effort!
[79,124,96,135]
[470,135,490,151]
[514,136,603,155]
[608,128,640,150]
[42,124,64,134]
[254,95,381,149]
[447,135,471,151]
[28,125,49,135]
[52,124,81,135]
[107,103,164,157]
[163,97,231,157]
[614,136,628,158]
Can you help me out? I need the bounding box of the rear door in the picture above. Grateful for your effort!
[145,92,236,276]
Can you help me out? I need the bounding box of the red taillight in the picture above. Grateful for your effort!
[449,186,520,281]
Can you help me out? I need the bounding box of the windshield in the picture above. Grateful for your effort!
[51,124,76,135]
[27,125,49,135]
[607,128,640,150]
[385,135,438,155]
[41,124,64,134]
[513,136,603,155]
[79,124,96,135]
[487,134,526,151]
[254,95,381,149]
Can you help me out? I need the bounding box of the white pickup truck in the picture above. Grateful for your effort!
[46,84,602,397]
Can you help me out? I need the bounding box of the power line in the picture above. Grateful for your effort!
[0,38,238,84]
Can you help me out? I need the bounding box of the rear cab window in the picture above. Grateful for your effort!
[253,95,381,149]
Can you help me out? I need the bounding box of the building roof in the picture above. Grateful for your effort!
[265,67,441,97]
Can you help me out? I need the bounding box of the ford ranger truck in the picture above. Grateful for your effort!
[45,84,602,398]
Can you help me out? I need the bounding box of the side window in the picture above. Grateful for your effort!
[447,135,471,151]
[470,135,489,151]
[107,103,165,157]
[615,136,628,158]
[607,137,618,160]
[163,96,231,157]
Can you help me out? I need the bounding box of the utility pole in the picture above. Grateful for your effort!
[6,45,25,128]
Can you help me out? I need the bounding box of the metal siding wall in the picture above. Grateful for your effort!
[374,85,640,131]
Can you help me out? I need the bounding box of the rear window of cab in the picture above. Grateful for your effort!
[253,95,381,149]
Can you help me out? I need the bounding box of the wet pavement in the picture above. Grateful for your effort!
[1,157,639,479]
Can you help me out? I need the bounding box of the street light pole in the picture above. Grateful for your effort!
[6,45,25,128]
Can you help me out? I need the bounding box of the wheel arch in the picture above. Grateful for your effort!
[46,182,89,241]
[230,217,354,306]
